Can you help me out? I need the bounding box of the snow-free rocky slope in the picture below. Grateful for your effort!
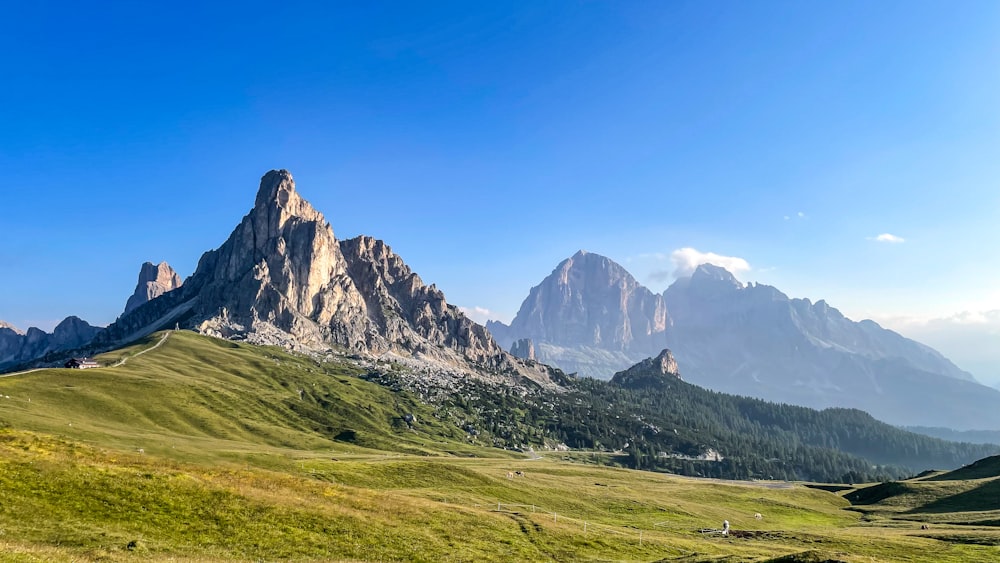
[97,170,552,387]
[495,253,1000,429]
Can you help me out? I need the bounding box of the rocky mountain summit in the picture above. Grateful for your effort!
[494,252,1000,429]
[0,316,102,370]
[609,349,681,389]
[123,262,183,315]
[488,250,668,378]
[97,170,545,386]
[663,263,993,428]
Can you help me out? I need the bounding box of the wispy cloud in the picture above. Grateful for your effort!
[870,233,905,244]
[650,247,751,282]
[458,306,494,324]
[784,211,807,221]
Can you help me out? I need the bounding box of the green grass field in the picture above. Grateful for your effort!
[0,331,998,562]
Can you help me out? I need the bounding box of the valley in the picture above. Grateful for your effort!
[1,331,999,562]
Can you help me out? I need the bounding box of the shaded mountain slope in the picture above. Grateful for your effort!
[492,252,1000,430]
[488,250,667,378]
[94,170,542,385]
[0,316,102,371]
[664,264,1000,429]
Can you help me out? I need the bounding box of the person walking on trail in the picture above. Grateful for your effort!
[722,520,730,536]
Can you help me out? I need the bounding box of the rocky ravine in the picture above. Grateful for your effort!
[96,170,553,387]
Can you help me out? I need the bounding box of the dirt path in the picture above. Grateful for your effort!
[111,330,172,367]
[0,331,173,378]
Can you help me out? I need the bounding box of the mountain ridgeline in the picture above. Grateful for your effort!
[93,170,552,387]
[488,250,668,378]
[493,252,1000,431]
[1,169,998,485]
[0,316,102,371]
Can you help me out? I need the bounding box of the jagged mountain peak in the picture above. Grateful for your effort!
[96,170,539,385]
[0,321,24,335]
[0,316,102,370]
[610,349,682,389]
[254,169,296,208]
[689,263,743,289]
[124,261,183,315]
[247,169,328,244]
[499,251,669,375]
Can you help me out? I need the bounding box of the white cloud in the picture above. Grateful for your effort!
[663,247,751,279]
[871,233,905,244]
[458,306,494,324]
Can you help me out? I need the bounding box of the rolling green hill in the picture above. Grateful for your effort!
[0,331,480,463]
[2,330,999,561]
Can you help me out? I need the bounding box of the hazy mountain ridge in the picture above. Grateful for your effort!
[488,250,668,378]
[494,252,1000,430]
[0,316,102,370]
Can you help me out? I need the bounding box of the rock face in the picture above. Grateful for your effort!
[0,317,103,370]
[123,262,183,315]
[489,250,668,378]
[97,170,526,380]
[496,256,1000,429]
[662,263,999,429]
[609,349,682,389]
[510,338,536,361]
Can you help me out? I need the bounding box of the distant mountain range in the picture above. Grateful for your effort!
[0,316,101,370]
[3,170,1000,433]
[491,251,1000,430]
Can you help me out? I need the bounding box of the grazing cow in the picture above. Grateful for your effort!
[506,471,514,479]
[754,512,763,520]
[515,471,525,477]
[921,524,929,530]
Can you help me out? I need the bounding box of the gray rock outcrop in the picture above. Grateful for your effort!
[489,250,669,378]
[510,338,535,361]
[609,349,682,389]
[123,262,183,315]
[97,170,537,384]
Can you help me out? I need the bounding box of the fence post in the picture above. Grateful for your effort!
[639,531,643,545]
[531,504,535,513]
[497,502,502,511]
[554,512,557,522]
[584,521,588,533]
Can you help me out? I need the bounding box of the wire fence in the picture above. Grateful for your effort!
[468,501,657,545]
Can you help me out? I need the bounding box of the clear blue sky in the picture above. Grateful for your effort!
[2,2,999,380]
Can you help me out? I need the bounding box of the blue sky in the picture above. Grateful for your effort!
[2,2,999,381]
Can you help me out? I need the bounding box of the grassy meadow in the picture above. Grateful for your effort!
[0,331,998,562]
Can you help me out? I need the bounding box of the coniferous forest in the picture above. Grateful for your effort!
[379,364,1000,484]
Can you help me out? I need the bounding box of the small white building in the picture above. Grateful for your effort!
[65,357,99,369]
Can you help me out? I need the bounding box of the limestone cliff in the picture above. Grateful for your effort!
[97,170,528,381]
[123,262,183,315]
[491,250,669,378]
